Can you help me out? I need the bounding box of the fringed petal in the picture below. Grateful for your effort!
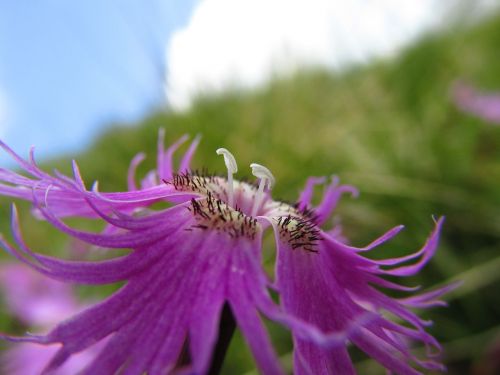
[364,273,421,292]
[34,203,192,249]
[157,132,189,180]
[127,152,146,191]
[0,140,49,180]
[297,176,326,211]
[141,170,158,189]
[0,234,51,277]
[1,342,100,375]
[81,193,191,231]
[223,236,284,375]
[273,214,448,374]
[187,250,228,374]
[156,128,166,180]
[379,217,444,276]
[398,281,462,308]
[40,234,199,372]
[324,224,404,254]
[314,176,358,225]
[350,329,422,375]
[188,301,224,374]
[230,297,284,375]
[0,140,199,220]
[7,211,167,284]
[294,341,355,375]
[179,135,201,173]
[0,168,40,186]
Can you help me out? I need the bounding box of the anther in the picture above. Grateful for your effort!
[216,148,238,207]
[250,163,275,217]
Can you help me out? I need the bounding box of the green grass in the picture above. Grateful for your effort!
[2,11,500,375]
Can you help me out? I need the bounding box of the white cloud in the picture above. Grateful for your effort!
[166,0,500,110]
[165,0,452,110]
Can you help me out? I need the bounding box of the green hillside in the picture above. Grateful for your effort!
[2,11,500,375]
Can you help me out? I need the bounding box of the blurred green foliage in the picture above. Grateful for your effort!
[2,10,500,375]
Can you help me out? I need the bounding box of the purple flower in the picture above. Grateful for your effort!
[3,343,100,375]
[452,81,500,124]
[0,263,78,327]
[0,132,455,374]
[0,263,104,374]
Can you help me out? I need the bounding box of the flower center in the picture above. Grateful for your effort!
[170,148,322,249]
[214,148,276,217]
[187,195,258,239]
[275,215,321,253]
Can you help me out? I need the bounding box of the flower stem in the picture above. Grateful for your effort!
[208,303,236,375]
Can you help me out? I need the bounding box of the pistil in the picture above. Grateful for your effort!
[250,163,275,217]
[216,148,238,207]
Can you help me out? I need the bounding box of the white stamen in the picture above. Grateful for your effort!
[216,148,238,207]
[250,163,275,217]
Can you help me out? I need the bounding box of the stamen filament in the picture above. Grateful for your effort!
[250,163,275,217]
[252,178,266,217]
[216,148,238,207]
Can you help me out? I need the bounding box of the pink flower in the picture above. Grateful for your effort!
[0,264,104,374]
[0,132,455,374]
[0,264,77,327]
[452,81,500,124]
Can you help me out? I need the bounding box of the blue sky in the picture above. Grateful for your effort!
[1,0,495,166]
[0,0,197,165]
